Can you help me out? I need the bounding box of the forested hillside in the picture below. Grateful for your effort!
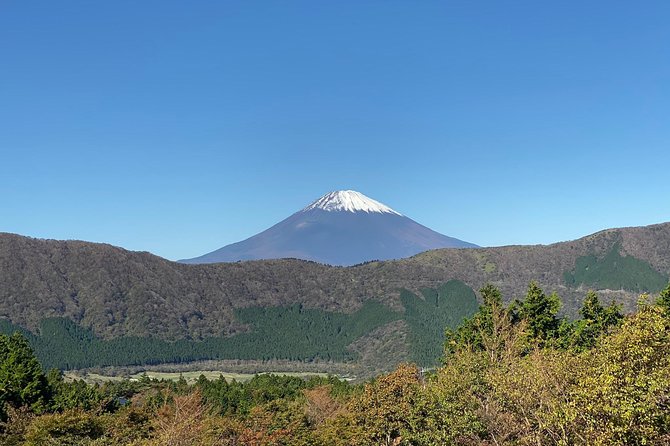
[0,282,477,371]
[1,222,669,372]
[2,282,669,445]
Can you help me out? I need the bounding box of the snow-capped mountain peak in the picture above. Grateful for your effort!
[181,189,477,265]
[302,190,402,215]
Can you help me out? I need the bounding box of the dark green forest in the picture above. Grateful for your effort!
[0,281,479,370]
[0,301,399,370]
[564,243,668,292]
[401,280,479,365]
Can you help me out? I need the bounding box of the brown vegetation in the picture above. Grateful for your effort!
[3,223,670,340]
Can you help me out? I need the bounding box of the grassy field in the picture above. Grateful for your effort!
[65,370,332,385]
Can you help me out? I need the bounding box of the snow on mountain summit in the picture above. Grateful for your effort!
[302,190,402,215]
[180,189,477,265]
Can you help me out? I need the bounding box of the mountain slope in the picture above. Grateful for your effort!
[2,222,669,340]
[180,190,477,266]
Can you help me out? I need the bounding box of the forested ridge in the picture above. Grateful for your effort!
[2,282,670,445]
[0,301,402,370]
[0,282,478,372]
[2,222,670,344]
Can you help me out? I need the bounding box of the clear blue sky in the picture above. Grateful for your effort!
[2,1,669,260]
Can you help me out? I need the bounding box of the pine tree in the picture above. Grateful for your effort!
[568,291,623,350]
[516,282,561,343]
[657,282,670,315]
[0,333,50,419]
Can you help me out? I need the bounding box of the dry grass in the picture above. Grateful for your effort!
[65,369,331,384]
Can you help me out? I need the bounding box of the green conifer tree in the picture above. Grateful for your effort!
[516,282,561,343]
[0,333,50,419]
[657,282,670,315]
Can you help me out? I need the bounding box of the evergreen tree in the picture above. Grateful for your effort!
[568,291,623,350]
[445,284,506,356]
[0,333,50,419]
[515,282,561,343]
[657,282,670,316]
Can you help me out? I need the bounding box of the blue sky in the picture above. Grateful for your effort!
[1,1,669,260]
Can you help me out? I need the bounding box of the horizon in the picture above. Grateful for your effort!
[4,195,669,262]
[2,1,669,260]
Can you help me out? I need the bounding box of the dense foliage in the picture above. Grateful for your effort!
[564,243,668,292]
[401,280,479,365]
[0,301,401,370]
[0,283,479,370]
[4,224,670,346]
[0,333,50,420]
[2,281,670,445]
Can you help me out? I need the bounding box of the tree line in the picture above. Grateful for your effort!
[0,300,401,370]
[0,282,479,371]
[1,281,670,445]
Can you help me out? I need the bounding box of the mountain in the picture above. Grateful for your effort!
[180,190,477,266]
[1,222,669,374]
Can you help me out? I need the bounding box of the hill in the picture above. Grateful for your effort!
[1,222,669,372]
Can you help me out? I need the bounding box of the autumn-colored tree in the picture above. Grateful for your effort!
[346,363,424,446]
[314,410,362,446]
[303,385,342,426]
[0,406,35,446]
[237,398,313,446]
[573,304,670,445]
[204,415,246,446]
[486,348,581,445]
[22,409,104,446]
[434,293,530,446]
[418,350,488,445]
[147,389,207,446]
[98,405,153,445]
